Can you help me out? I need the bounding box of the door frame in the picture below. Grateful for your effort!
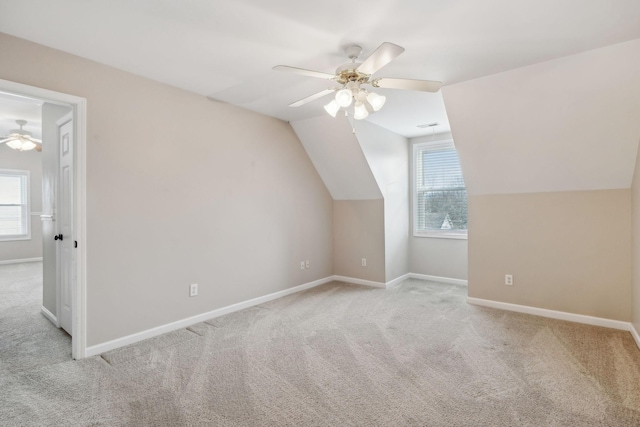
[0,78,87,359]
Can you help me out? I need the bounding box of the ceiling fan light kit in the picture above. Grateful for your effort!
[353,102,369,120]
[323,99,340,117]
[7,138,37,151]
[274,42,442,121]
[335,88,353,108]
[367,92,386,111]
[0,119,42,151]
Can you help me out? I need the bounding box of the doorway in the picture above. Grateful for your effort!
[0,78,87,359]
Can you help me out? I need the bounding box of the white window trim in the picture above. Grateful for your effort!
[0,168,31,242]
[412,139,468,240]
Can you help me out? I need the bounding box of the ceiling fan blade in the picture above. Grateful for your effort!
[357,42,405,75]
[374,77,442,92]
[0,138,11,144]
[26,136,42,143]
[289,89,335,107]
[273,65,336,80]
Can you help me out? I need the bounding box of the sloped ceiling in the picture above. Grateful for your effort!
[290,115,382,200]
[443,40,640,195]
[1,1,640,138]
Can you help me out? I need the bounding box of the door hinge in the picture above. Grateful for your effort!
[74,240,77,248]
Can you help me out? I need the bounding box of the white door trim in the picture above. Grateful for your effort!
[0,78,88,359]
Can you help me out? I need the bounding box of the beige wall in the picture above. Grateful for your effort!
[410,238,468,280]
[0,144,42,262]
[443,42,640,322]
[0,33,333,346]
[293,115,410,284]
[333,200,385,283]
[631,142,640,334]
[469,189,631,321]
[354,120,409,282]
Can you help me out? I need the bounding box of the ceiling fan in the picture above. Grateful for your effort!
[0,120,41,152]
[274,42,442,120]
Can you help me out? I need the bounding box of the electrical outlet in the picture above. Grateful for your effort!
[362,258,367,267]
[505,274,513,286]
[190,283,198,297]
[300,261,305,270]
[305,260,310,269]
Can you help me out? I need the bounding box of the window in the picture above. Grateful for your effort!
[0,169,30,241]
[413,140,467,238]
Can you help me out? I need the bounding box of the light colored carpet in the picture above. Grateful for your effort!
[1,273,640,426]
[0,262,71,374]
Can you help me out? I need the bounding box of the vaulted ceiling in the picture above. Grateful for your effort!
[2,0,640,138]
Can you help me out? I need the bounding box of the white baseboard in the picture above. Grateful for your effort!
[467,297,632,332]
[85,276,334,357]
[40,306,59,327]
[630,323,640,350]
[333,273,465,289]
[83,274,516,357]
[333,274,416,289]
[410,273,468,286]
[332,275,387,288]
[386,273,411,289]
[0,257,43,266]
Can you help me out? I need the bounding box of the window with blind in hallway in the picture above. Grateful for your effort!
[413,140,467,238]
[0,169,30,241]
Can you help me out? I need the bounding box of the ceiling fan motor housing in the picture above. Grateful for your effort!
[344,45,362,60]
[335,63,370,85]
[334,44,371,85]
[9,119,32,137]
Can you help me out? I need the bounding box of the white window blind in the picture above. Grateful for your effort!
[414,141,467,236]
[0,170,30,240]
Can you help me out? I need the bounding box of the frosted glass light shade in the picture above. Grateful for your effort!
[353,102,369,120]
[324,100,340,117]
[367,92,386,111]
[6,139,22,150]
[335,88,353,107]
[21,141,37,151]
[6,138,36,151]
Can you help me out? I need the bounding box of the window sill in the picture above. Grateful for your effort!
[413,231,467,240]
[0,236,31,242]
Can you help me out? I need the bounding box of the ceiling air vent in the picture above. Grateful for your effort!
[417,122,439,128]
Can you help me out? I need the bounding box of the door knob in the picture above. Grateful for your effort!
[54,234,63,241]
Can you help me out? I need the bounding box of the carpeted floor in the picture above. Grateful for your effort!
[0,262,71,374]
[2,263,640,426]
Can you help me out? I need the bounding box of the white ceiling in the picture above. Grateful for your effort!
[1,0,640,138]
[0,92,42,139]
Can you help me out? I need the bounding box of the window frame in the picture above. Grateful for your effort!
[0,169,31,242]
[412,139,467,240]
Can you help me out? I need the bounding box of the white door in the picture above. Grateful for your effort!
[57,114,73,335]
